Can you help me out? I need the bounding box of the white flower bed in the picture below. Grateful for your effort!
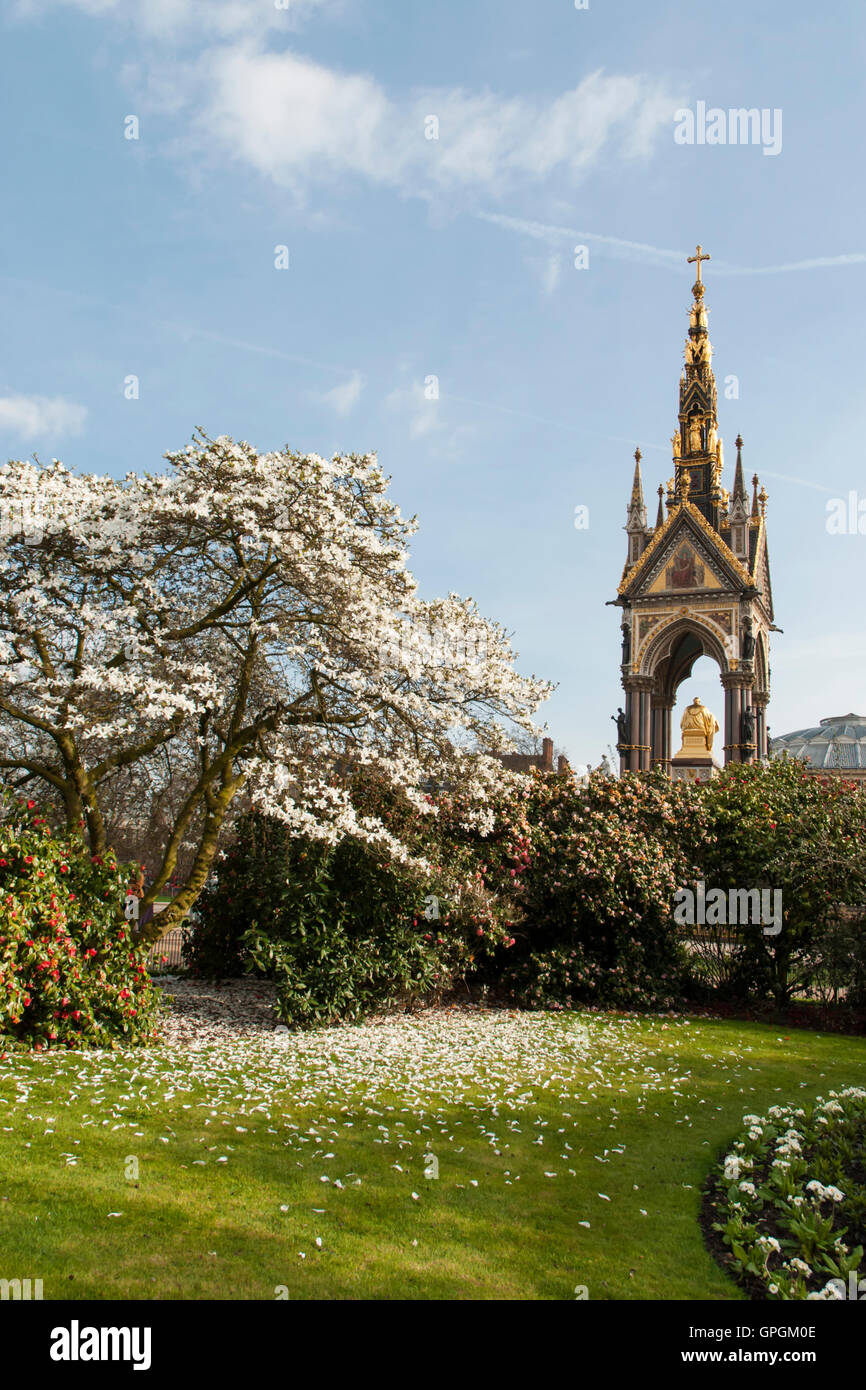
[709,1088,866,1300]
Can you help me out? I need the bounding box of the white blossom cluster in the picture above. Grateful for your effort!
[0,435,551,928]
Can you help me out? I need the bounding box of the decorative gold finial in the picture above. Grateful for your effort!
[634,447,642,465]
[758,485,768,517]
[687,243,711,297]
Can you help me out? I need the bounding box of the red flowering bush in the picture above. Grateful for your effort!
[699,758,866,1006]
[0,793,160,1047]
[190,767,709,1021]
[186,759,866,1024]
[492,768,713,1009]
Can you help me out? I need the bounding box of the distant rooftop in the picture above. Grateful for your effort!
[770,713,866,770]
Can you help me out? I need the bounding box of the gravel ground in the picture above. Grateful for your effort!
[151,976,497,1048]
[152,976,281,1046]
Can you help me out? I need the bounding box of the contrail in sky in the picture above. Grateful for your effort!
[477,214,866,275]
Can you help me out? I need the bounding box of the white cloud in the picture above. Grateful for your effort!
[384,378,476,459]
[527,252,563,297]
[320,369,363,415]
[197,46,395,197]
[15,3,683,204]
[385,380,440,439]
[0,394,87,440]
[187,54,680,204]
[14,0,342,40]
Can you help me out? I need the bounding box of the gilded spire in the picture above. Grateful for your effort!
[732,435,748,504]
[678,242,719,527]
[625,446,647,541]
[655,484,665,530]
[751,472,760,520]
[630,447,644,505]
[728,434,749,554]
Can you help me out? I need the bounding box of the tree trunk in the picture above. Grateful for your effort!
[137,779,240,944]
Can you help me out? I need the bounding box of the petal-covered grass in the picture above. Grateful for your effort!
[1,1010,864,1301]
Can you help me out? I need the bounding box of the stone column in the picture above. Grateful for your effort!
[617,687,634,775]
[652,698,674,773]
[753,692,770,760]
[623,675,654,772]
[721,671,753,765]
[641,688,653,772]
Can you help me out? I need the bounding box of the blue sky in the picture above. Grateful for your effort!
[2,0,865,765]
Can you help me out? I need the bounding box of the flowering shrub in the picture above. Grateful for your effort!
[707,1089,866,1299]
[192,768,714,1022]
[188,760,866,1025]
[189,786,520,1026]
[699,759,866,1006]
[497,768,713,1010]
[0,794,160,1047]
[189,811,434,1025]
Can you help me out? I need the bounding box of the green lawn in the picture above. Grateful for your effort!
[1,1008,864,1300]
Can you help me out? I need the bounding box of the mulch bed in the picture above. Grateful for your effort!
[152,976,280,1046]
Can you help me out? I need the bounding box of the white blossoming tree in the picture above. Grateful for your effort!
[0,433,550,941]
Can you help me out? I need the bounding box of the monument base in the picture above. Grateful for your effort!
[670,724,722,782]
[670,756,720,783]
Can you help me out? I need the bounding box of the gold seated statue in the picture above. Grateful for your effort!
[672,696,721,780]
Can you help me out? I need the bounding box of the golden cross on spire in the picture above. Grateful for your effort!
[687,244,711,284]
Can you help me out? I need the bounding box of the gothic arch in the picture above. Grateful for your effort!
[624,615,746,775]
[638,615,730,691]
